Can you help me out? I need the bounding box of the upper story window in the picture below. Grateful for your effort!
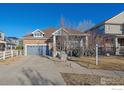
[107,25,111,30]
[34,32,44,38]
[120,24,124,32]
[32,29,44,38]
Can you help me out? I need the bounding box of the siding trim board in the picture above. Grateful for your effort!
[25,44,47,46]
[105,23,123,25]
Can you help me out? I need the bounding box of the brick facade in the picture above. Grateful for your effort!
[23,39,48,45]
[22,28,88,56]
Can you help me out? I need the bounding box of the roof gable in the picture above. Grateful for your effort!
[52,28,70,35]
[23,27,87,40]
[32,29,44,34]
[105,11,124,24]
[43,28,56,38]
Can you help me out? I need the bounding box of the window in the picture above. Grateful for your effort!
[33,32,44,38]
[120,24,124,32]
[108,25,111,30]
[118,38,124,46]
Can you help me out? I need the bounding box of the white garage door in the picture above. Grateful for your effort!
[27,45,48,56]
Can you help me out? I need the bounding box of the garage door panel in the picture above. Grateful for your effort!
[27,45,48,56]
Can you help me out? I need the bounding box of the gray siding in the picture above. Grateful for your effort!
[104,12,124,35]
[105,24,122,34]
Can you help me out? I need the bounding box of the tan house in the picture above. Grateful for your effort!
[22,28,89,57]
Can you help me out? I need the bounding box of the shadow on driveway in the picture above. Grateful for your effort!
[18,68,58,85]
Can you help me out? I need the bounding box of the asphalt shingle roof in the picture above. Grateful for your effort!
[23,27,87,40]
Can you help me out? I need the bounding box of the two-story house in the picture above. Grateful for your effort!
[22,28,89,57]
[7,37,19,46]
[85,11,124,55]
[0,32,18,51]
[0,32,6,51]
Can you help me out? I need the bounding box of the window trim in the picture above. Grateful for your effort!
[120,24,124,31]
[33,32,44,38]
[108,25,111,30]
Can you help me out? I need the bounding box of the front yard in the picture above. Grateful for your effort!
[61,73,124,85]
[68,56,124,71]
[0,56,25,65]
[0,55,124,85]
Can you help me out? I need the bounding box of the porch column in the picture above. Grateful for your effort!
[4,43,7,51]
[24,44,27,56]
[115,37,120,55]
[80,38,83,47]
[53,35,56,57]
[85,36,88,48]
[10,45,13,57]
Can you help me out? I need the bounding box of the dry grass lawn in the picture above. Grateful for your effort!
[0,56,25,65]
[68,56,124,71]
[61,73,124,85]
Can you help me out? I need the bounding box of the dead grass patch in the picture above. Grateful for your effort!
[68,56,124,71]
[0,56,25,65]
[61,73,124,85]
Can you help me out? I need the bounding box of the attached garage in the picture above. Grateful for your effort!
[23,29,54,56]
[26,45,49,56]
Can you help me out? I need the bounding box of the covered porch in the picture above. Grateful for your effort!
[115,35,124,55]
[51,28,89,57]
[0,40,6,51]
[0,40,16,52]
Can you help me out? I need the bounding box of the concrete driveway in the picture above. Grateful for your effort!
[0,55,86,85]
[0,56,68,85]
[0,55,124,85]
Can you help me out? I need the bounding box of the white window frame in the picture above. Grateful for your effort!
[107,25,111,30]
[32,29,44,38]
[120,24,124,32]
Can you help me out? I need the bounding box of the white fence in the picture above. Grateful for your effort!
[0,50,22,61]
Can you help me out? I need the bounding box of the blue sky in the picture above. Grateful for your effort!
[0,3,124,38]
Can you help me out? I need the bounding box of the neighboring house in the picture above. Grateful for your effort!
[0,32,18,51]
[84,11,124,55]
[7,37,19,46]
[0,32,6,51]
[22,28,89,57]
[4,37,17,50]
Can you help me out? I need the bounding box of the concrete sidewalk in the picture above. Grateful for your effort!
[63,60,124,77]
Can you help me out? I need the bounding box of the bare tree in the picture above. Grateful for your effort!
[60,16,65,28]
[77,19,95,32]
[56,17,96,57]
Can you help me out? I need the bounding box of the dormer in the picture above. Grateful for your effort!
[32,29,44,38]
